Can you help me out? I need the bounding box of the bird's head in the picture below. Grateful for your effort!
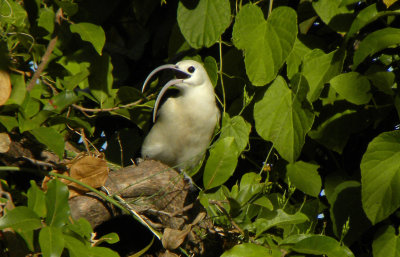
[141,60,212,122]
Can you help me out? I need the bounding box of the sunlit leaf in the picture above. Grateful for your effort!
[39,226,64,257]
[177,0,231,48]
[254,76,314,163]
[45,179,70,227]
[30,127,65,158]
[203,137,239,190]
[0,206,41,231]
[329,72,371,105]
[232,5,297,86]
[70,23,106,55]
[286,161,321,197]
[361,131,400,224]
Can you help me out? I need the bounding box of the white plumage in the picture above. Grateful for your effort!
[141,60,220,169]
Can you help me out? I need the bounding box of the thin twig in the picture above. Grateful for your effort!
[71,93,155,113]
[209,200,244,236]
[26,9,63,92]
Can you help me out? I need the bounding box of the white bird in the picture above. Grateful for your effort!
[141,60,220,170]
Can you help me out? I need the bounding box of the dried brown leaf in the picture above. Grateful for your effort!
[0,70,11,106]
[162,225,192,250]
[43,155,109,198]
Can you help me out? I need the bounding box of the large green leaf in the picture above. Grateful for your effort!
[27,181,47,218]
[177,0,231,49]
[353,28,400,69]
[203,137,239,190]
[39,226,65,257]
[30,127,65,159]
[70,23,106,55]
[220,114,251,153]
[0,206,41,231]
[361,130,400,224]
[302,49,345,102]
[329,72,371,105]
[373,226,400,257]
[221,243,281,257]
[232,5,297,86]
[45,179,70,228]
[286,235,354,257]
[254,209,308,237]
[286,161,321,197]
[254,76,314,163]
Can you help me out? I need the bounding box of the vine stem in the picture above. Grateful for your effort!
[218,37,226,116]
[268,0,274,17]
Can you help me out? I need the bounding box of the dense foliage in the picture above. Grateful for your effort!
[1,0,400,256]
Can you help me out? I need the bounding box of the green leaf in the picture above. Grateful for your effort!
[286,38,312,79]
[27,181,47,218]
[329,72,371,105]
[43,90,80,113]
[329,181,371,246]
[312,0,353,32]
[353,28,400,69]
[347,5,400,39]
[254,76,314,163]
[366,69,395,95]
[286,161,321,197]
[203,137,239,190]
[204,56,218,87]
[302,49,345,102]
[221,243,281,257]
[254,209,308,237]
[0,0,28,28]
[361,130,400,224]
[88,54,114,106]
[7,73,26,106]
[70,23,106,55]
[39,226,64,257]
[177,0,231,48]
[233,5,297,86]
[64,235,90,257]
[0,206,41,231]
[96,233,120,245]
[236,172,263,206]
[0,115,18,132]
[38,8,55,34]
[289,235,354,257]
[55,0,78,16]
[253,196,273,211]
[220,114,251,153]
[45,179,70,227]
[373,226,400,257]
[30,127,65,159]
[66,218,93,238]
[88,247,120,257]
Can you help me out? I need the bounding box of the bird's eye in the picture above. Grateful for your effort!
[187,66,195,73]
